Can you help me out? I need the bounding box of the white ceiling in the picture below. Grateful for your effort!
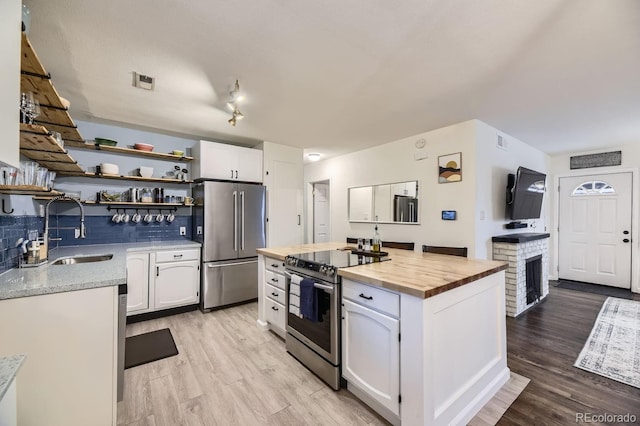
[24,0,640,160]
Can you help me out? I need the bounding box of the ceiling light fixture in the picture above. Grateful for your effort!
[307,153,321,162]
[227,79,246,126]
[229,79,245,102]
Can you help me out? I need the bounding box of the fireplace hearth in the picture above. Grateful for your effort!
[492,233,550,317]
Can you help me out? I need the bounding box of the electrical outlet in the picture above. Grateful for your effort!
[179,226,186,236]
[39,204,45,217]
[197,226,203,235]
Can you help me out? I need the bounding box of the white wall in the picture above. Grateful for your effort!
[550,144,640,292]
[474,121,550,259]
[0,0,21,168]
[304,120,478,252]
[304,119,551,259]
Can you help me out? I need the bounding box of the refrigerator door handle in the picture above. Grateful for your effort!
[233,190,238,251]
[207,259,257,268]
[240,191,245,251]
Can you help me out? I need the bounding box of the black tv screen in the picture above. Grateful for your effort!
[507,167,546,220]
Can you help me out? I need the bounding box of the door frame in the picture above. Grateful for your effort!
[306,178,331,244]
[553,167,639,293]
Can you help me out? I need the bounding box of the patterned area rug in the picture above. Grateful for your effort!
[574,297,640,388]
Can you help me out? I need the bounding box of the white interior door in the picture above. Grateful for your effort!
[313,181,330,243]
[558,172,632,288]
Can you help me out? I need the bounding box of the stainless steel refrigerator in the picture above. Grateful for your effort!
[193,180,266,311]
[394,195,418,223]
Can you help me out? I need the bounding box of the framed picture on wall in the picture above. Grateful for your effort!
[438,152,462,183]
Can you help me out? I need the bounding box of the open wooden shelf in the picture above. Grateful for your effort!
[0,185,63,196]
[19,123,84,173]
[65,141,193,162]
[21,34,84,143]
[57,171,192,184]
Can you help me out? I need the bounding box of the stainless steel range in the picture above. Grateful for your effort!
[284,250,388,390]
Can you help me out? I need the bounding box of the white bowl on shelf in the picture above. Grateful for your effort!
[139,166,153,178]
[100,163,119,175]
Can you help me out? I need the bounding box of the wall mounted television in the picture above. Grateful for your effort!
[506,166,546,221]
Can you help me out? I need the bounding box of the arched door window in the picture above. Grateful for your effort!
[571,180,616,196]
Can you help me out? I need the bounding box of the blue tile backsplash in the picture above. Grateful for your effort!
[0,215,192,274]
[0,216,45,273]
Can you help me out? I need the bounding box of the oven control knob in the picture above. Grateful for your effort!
[319,265,327,273]
[328,267,336,277]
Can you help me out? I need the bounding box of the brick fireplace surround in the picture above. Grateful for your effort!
[492,233,550,317]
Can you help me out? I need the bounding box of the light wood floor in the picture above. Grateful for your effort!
[118,303,526,425]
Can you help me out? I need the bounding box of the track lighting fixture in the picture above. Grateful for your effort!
[227,109,243,127]
[229,80,244,102]
[227,79,245,126]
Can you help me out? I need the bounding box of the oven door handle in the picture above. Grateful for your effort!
[313,282,334,294]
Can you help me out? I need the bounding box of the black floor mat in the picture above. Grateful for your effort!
[125,328,178,369]
[553,279,633,299]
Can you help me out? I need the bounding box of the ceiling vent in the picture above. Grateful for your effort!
[496,133,508,150]
[133,72,155,91]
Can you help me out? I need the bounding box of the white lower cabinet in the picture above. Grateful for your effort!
[127,248,200,315]
[263,256,286,336]
[342,279,400,421]
[154,260,200,309]
[126,252,150,313]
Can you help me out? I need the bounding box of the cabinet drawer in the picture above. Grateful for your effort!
[265,299,286,331]
[155,249,200,263]
[265,257,285,273]
[265,269,285,290]
[342,279,399,318]
[265,283,285,304]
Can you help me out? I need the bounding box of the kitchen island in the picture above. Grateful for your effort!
[0,240,200,426]
[256,242,509,426]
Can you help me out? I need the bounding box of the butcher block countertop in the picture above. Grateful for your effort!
[256,242,507,299]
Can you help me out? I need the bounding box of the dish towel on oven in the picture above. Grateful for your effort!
[289,274,302,318]
[300,278,318,322]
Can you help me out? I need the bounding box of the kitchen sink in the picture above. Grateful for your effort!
[51,254,113,265]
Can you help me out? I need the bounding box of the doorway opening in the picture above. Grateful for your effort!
[312,180,330,243]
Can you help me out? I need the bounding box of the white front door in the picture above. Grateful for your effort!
[313,181,330,243]
[558,172,632,288]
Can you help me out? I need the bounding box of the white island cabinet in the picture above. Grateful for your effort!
[342,279,400,422]
[257,243,510,426]
[259,255,287,337]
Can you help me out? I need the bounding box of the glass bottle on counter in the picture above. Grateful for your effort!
[372,224,381,252]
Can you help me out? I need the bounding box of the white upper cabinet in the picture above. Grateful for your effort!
[0,1,21,168]
[192,140,263,183]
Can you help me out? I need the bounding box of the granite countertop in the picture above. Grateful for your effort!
[0,241,201,301]
[257,242,508,299]
[0,354,26,402]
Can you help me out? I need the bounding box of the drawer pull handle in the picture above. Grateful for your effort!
[271,278,278,282]
[359,293,373,300]
[271,292,278,297]
[271,306,279,311]
[271,264,279,268]
[173,254,183,259]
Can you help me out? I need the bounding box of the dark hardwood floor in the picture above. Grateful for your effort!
[500,285,640,425]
